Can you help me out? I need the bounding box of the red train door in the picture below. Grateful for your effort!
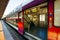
[48,0,60,40]
[17,12,24,35]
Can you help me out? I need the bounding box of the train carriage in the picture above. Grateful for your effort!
[5,0,60,40]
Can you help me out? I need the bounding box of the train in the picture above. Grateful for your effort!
[4,0,60,40]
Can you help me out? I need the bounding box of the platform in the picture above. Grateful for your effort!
[0,20,14,40]
[0,21,5,40]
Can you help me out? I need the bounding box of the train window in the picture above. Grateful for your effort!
[40,14,45,21]
[54,0,60,26]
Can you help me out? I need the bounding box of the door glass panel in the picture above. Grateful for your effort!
[54,0,60,26]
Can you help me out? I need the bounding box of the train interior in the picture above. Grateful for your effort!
[24,2,48,40]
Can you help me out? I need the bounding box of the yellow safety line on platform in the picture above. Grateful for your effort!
[0,21,5,40]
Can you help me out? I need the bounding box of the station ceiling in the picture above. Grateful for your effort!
[0,0,9,18]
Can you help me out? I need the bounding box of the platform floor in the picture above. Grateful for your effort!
[0,21,5,40]
[0,20,14,40]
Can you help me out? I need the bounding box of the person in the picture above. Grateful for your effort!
[17,19,24,35]
[29,21,35,30]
